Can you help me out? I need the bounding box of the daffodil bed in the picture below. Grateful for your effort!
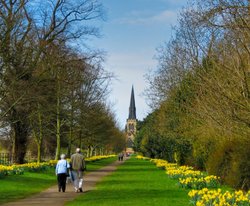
[189,188,250,206]
[0,155,116,178]
[136,155,250,206]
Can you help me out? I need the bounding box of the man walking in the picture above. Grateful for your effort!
[70,148,86,192]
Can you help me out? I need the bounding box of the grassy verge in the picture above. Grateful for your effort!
[0,157,117,204]
[86,157,117,173]
[0,168,56,204]
[67,156,190,206]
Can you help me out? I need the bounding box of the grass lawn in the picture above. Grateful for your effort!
[0,168,56,204]
[66,157,190,206]
[86,157,117,173]
[0,157,117,204]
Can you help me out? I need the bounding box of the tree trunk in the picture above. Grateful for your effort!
[79,130,82,148]
[87,146,91,157]
[67,127,72,157]
[37,141,41,163]
[55,95,61,160]
[90,146,94,157]
[67,99,74,157]
[37,105,43,163]
[13,118,29,164]
[55,70,61,160]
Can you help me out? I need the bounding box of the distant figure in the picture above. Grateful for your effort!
[118,152,124,161]
[70,148,86,193]
[56,154,70,192]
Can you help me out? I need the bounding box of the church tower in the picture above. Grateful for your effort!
[126,86,137,153]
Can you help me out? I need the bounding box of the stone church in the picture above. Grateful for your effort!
[125,86,137,153]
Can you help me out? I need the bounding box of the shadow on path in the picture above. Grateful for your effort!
[2,159,126,206]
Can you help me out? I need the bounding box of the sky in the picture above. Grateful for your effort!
[90,0,188,128]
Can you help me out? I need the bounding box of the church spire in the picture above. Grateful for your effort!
[128,85,136,119]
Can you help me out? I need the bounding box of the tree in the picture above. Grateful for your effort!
[0,0,104,163]
[143,0,250,189]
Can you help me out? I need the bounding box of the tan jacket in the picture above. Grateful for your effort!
[70,153,85,171]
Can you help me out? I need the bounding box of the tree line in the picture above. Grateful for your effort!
[0,0,126,164]
[136,0,250,190]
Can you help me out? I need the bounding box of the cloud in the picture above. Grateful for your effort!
[152,10,178,23]
[115,9,178,26]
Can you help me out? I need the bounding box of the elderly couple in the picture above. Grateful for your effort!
[55,148,86,193]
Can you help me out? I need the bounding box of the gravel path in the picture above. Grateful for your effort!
[2,159,125,206]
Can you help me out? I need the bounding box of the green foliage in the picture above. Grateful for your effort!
[136,73,195,164]
[0,168,24,178]
[142,0,250,190]
[206,139,250,190]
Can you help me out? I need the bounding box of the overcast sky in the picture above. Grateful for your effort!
[90,0,188,128]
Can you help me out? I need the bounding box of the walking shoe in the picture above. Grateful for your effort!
[79,188,83,192]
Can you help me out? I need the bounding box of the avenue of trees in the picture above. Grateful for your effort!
[136,0,250,190]
[0,0,126,164]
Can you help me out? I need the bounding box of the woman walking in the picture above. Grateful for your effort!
[56,154,70,192]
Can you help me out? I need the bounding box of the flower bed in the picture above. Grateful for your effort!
[85,155,116,162]
[188,188,250,206]
[147,158,220,190]
[136,155,150,161]
[0,165,24,178]
[136,155,250,206]
[179,175,220,190]
[0,154,115,178]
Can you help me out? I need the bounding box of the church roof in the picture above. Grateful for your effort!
[128,86,136,119]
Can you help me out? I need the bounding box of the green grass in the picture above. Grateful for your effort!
[0,168,56,204]
[0,157,117,204]
[86,157,117,173]
[66,157,190,206]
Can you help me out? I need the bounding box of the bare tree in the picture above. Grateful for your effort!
[0,0,104,163]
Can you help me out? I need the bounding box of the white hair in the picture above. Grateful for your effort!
[60,154,66,159]
[76,148,81,153]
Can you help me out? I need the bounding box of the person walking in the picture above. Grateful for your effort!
[70,148,86,193]
[118,152,124,161]
[55,154,70,192]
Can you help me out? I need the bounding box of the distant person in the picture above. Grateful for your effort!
[118,152,124,161]
[56,154,70,192]
[70,148,86,193]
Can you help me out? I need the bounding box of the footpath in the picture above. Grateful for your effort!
[2,159,125,206]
